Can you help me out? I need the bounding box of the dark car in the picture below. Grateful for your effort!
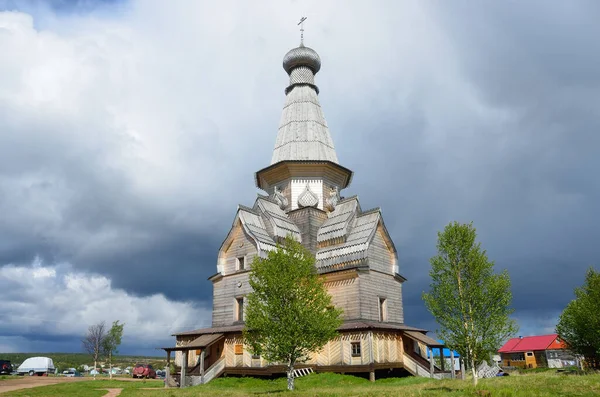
[0,360,13,375]
[132,363,156,379]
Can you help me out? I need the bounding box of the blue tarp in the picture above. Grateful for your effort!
[427,340,460,358]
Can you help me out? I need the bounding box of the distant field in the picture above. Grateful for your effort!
[1,371,599,397]
[0,352,166,372]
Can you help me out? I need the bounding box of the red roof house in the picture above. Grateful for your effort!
[498,334,573,369]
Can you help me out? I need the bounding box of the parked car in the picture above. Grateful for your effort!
[132,364,156,379]
[0,360,13,375]
[63,368,82,377]
[17,357,55,376]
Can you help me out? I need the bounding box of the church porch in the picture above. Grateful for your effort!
[164,321,450,385]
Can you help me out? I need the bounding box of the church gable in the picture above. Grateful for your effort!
[367,222,398,275]
[217,207,277,275]
[218,220,258,275]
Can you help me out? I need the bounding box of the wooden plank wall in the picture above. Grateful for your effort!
[222,224,257,275]
[174,337,199,367]
[358,271,404,323]
[218,331,404,369]
[212,224,257,326]
[367,226,396,274]
[372,332,402,363]
[324,277,360,320]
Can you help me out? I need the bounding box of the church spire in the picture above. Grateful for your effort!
[255,34,353,202]
[271,37,339,165]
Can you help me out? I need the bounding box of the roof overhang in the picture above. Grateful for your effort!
[255,160,353,191]
[160,333,225,352]
[404,331,445,347]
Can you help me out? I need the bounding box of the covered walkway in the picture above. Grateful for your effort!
[159,333,225,388]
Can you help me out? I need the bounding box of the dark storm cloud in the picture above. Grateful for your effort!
[1,0,598,353]
[330,1,600,331]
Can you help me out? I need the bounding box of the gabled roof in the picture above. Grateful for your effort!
[316,198,395,270]
[317,197,359,243]
[498,334,564,353]
[254,196,301,241]
[217,206,277,259]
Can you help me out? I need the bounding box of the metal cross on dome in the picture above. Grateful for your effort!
[298,16,307,45]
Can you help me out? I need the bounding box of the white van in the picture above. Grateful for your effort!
[17,357,55,376]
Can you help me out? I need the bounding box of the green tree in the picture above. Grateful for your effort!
[102,320,125,379]
[422,222,517,385]
[243,237,343,391]
[556,267,600,369]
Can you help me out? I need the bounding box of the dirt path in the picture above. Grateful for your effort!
[0,376,87,394]
[97,388,123,397]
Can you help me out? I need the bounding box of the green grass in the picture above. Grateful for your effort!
[1,371,599,396]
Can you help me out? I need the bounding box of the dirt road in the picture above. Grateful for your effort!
[0,376,87,394]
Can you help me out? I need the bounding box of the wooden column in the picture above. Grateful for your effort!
[180,351,188,389]
[165,350,171,388]
[200,350,206,384]
[450,350,455,379]
[369,331,374,364]
[429,348,434,378]
[440,347,445,372]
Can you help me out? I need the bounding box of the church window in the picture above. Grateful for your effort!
[237,256,245,271]
[379,297,387,322]
[351,342,361,357]
[235,297,244,322]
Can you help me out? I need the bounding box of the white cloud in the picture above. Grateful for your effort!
[0,258,211,352]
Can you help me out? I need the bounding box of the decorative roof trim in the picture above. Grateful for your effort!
[255,160,353,190]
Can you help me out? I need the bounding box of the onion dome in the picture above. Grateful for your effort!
[298,184,319,208]
[282,44,321,94]
[283,44,321,75]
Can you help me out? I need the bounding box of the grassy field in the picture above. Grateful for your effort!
[1,371,599,396]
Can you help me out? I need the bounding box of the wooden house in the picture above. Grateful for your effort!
[498,334,576,369]
[161,38,450,387]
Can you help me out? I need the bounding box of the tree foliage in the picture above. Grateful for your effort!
[103,320,125,378]
[422,222,517,385]
[82,322,107,373]
[243,237,343,391]
[556,267,600,369]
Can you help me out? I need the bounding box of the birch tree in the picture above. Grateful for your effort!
[244,237,342,391]
[103,320,125,379]
[82,321,106,376]
[422,222,517,385]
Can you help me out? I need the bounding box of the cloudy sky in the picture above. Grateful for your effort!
[0,0,598,356]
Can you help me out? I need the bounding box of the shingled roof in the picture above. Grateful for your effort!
[271,83,339,164]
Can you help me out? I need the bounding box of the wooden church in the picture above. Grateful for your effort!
[161,36,452,387]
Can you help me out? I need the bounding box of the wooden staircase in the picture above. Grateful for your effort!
[403,352,445,379]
